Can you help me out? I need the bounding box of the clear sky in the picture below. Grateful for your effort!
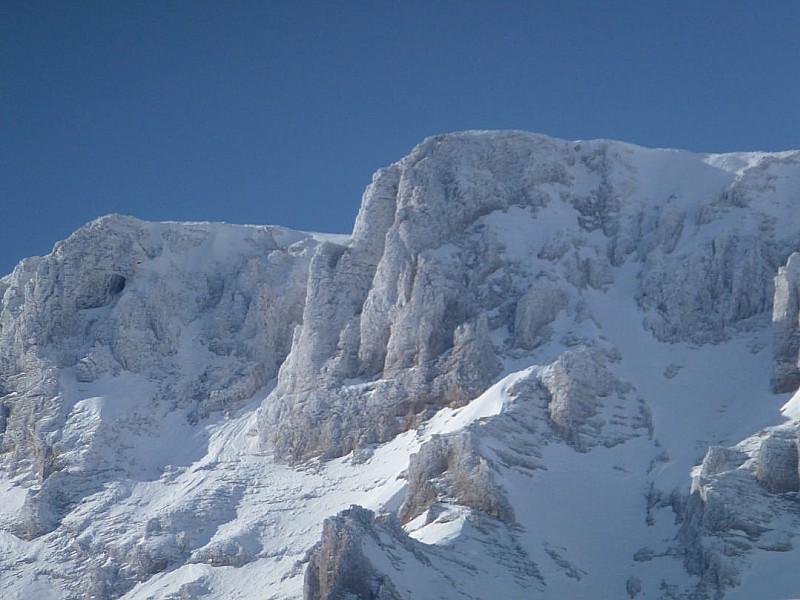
[2,1,799,276]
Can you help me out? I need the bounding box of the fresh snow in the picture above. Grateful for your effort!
[3,131,800,599]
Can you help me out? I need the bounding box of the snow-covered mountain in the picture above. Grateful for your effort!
[3,130,800,599]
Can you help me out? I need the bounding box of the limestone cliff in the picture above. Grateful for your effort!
[2,131,800,600]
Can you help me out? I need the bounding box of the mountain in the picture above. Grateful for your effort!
[2,130,800,599]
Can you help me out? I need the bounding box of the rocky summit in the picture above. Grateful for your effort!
[3,130,800,599]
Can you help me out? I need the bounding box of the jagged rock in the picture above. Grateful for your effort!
[304,506,403,600]
[302,503,541,600]
[191,535,259,568]
[513,277,568,349]
[0,215,317,545]
[698,445,747,478]
[638,228,780,344]
[263,133,582,461]
[398,432,513,524]
[772,252,800,392]
[4,131,800,599]
[0,368,62,483]
[431,315,501,406]
[258,134,800,463]
[540,347,621,450]
[259,133,626,461]
[681,423,800,598]
[755,433,800,493]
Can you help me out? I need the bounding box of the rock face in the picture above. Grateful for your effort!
[539,346,637,450]
[0,216,317,537]
[772,252,800,392]
[3,131,800,600]
[259,133,800,464]
[398,432,513,524]
[304,506,403,600]
[679,423,800,599]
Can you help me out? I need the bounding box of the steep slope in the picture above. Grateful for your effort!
[2,131,800,599]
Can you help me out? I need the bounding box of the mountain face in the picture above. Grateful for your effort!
[2,131,800,599]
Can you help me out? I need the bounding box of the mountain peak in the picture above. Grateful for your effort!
[3,131,800,599]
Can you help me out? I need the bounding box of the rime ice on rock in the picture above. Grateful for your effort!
[2,132,800,599]
[773,252,800,392]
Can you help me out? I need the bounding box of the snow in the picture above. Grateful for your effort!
[3,131,800,599]
[781,388,800,420]
[422,369,524,436]
[585,261,789,489]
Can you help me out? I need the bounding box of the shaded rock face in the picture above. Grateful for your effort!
[398,432,513,525]
[697,446,747,479]
[679,424,800,598]
[513,277,569,350]
[772,252,800,392]
[637,225,782,344]
[634,151,800,345]
[540,347,622,450]
[498,345,648,453]
[754,433,800,494]
[304,506,402,600]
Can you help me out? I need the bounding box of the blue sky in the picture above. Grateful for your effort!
[2,1,799,275]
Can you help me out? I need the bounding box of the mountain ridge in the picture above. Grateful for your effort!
[2,130,800,599]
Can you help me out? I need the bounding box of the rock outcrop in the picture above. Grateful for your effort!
[772,252,800,392]
[304,506,403,600]
[259,133,800,463]
[398,432,513,524]
[0,215,317,537]
[678,423,800,598]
